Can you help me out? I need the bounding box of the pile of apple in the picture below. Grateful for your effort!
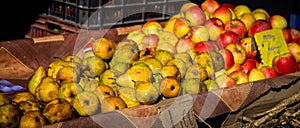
[127,0,300,87]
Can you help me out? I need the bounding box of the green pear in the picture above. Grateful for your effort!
[111,62,130,76]
[157,41,176,54]
[117,40,139,49]
[154,49,174,65]
[135,81,160,105]
[185,64,208,82]
[128,62,153,83]
[72,91,100,116]
[0,104,21,128]
[117,87,141,108]
[181,78,203,94]
[209,51,225,71]
[158,31,179,46]
[42,99,73,124]
[126,30,146,45]
[166,58,187,78]
[174,52,193,67]
[110,45,139,65]
[82,56,107,77]
[186,49,198,62]
[100,69,117,90]
[58,82,84,103]
[116,71,135,88]
[204,79,219,91]
[140,57,163,74]
[19,111,47,128]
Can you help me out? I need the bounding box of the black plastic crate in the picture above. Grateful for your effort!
[44,0,188,29]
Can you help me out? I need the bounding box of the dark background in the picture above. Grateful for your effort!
[0,0,299,41]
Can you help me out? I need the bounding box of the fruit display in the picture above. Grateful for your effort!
[1,0,300,127]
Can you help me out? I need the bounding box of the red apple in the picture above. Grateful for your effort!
[204,18,225,41]
[288,42,300,63]
[221,3,234,10]
[269,15,288,29]
[194,41,216,54]
[248,68,266,82]
[184,6,207,26]
[189,25,209,43]
[240,13,256,32]
[282,29,292,44]
[248,20,271,37]
[225,19,247,38]
[260,66,279,79]
[240,37,257,59]
[226,63,244,75]
[180,2,198,13]
[289,28,300,43]
[219,49,234,70]
[272,53,296,75]
[175,38,195,53]
[201,0,220,15]
[212,6,232,25]
[173,18,191,38]
[228,70,248,85]
[218,30,240,48]
[225,43,247,65]
[296,62,300,72]
[241,59,259,74]
[226,76,236,87]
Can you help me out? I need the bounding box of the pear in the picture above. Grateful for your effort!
[157,41,176,54]
[83,50,95,59]
[58,82,84,103]
[100,69,117,91]
[139,57,163,74]
[135,81,160,105]
[158,31,179,46]
[174,52,193,67]
[154,49,174,65]
[110,44,139,66]
[35,76,59,102]
[94,84,115,104]
[159,76,181,98]
[10,92,34,104]
[204,79,219,91]
[117,87,141,108]
[101,96,127,113]
[209,51,225,71]
[185,64,208,82]
[0,104,21,128]
[160,65,181,79]
[56,66,80,86]
[17,100,40,113]
[116,40,138,49]
[126,30,146,45]
[81,78,99,92]
[128,62,153,83]
[72,91,100,116]
[111,62,130,76]
[181,78,203,94]
[64,55,82,65]
[116,71,136,88]
[42,99,73,124]
[0,94,10,106]
[153,72,164,83]
[47,59,68,80]
[92,37,116,60]
[82,56,107,77]
[166,58,188,78]
[186,49,198,62]
[19,111,47,128]
[28,66,46,95]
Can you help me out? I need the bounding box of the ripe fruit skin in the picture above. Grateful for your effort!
[248,69,266,82]
[272,53,296,75]
[260,66,279,79]
[212,6,232,25]
[248,20,271,37]
[269,15,288,29]
[185,6,207,26]
[201,0,220,15]
[225,19,247,38]
[218,30,240,48]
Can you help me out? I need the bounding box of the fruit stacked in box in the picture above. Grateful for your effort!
[1,0,300,127]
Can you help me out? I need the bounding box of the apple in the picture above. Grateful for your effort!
[175,38,195,53]
[225,19,247,38]
[194,41,216,54]
[201,0,220,15]
[180,2,198,13]
[248,20,271,37]
[289,29,300,43]
[248,68,266,82]
[184,6,207,26]
[228,70,248,85]
[269,15,287,29]
[164,17,178,33]
[221,3,234,10]
[189,25,209,43]
[241,59,259,74]
[218,30,240,48]
[140,34,159,49]
[273,53,296,75]
[288,42,300,63]
[225,43,246,65]
[260,66,279,79]
[226,76,237,87]
[219,49,234,70]
[142,19,162,35]
[296,62,300,72]
[226,63,244,75]
[212,6,232,25]
[233,5,251,19]
[239,13,256,32]
[252,11,268,21]
[204,18,225,41]
[240,37,257,59]
[173,18,191,38]
[282,29,292,44]
[251,8,270,20]
[127,30,146,45]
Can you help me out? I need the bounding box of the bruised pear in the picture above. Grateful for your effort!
[185,64,208,81]
[56,66,80,86]
[82,56,107,77]
[94,84,115,104]
[58,83,84,103]
[117,87,141,108]
[110,44,139,66]
[101,96,127,113]
[0,104,21,128]
[17,100,40,113]
[135,81,160,105]
[72,91,100,116]
[19,111,47,128]
[35,77,59,102]
[181,78,204,94]
[11,92,35,105]
[42,99,73,124]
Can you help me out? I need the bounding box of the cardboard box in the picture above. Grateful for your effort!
[1,24,300,128]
